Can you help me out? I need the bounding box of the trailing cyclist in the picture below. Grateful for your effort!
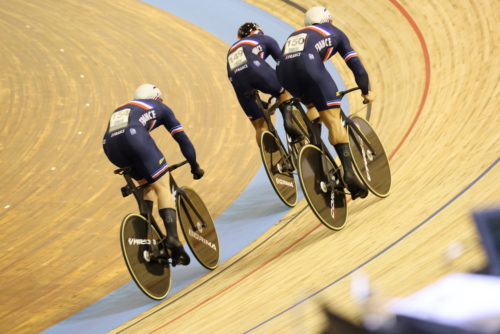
[103,84,205,265]
[277,6,374,200]
[227,22,303,147]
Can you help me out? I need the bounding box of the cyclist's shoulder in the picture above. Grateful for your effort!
[229,34,266,49]
[293,23,340,37]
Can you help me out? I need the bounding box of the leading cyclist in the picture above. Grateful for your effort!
[277,7,374,200]
[103,84,205,265]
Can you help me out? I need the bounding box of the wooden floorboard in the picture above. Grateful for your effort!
[0,0,260,332]
[112,0,500,332]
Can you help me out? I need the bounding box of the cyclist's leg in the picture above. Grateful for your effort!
[304,103,322,135]
[319,108,348,145]
[139,184,160,228]
[139,177,190,264]
[258,62,301,141]
[250,117,268,147]
[230,70,268,147]
[128,130,190,263]
[301,63,367,199]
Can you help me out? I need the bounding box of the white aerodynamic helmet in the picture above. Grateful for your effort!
[304,6,332,26]
[133,84,162,100]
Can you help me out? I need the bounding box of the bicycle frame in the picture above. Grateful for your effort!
[341,112,377,156]
[286,98,342,191]
[115,160,205,260]
[169,173,208,232]
[284,87,379,193]
[115,168,163,258]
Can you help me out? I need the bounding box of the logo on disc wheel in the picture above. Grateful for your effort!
[188,229,217,251]
[276,178,294,188]
[128,238,157,245]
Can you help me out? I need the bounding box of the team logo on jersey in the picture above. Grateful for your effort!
[130,128,136,135]
[253,60,261,67]
[159,157,165,165]
[234,64,248,73]
[111,129,125,137]
[252,45,263,55]
[308,53,315,59]
[285,53,301,59]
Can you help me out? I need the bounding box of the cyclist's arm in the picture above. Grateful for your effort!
[263,35,282,62]
[160,104,199,169]
[337,31,370,95]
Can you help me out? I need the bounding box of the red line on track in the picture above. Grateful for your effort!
[150,224,322,333]
[387,0,431,160]
[150,1,431,331]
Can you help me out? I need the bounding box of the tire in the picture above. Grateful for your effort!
[348,116,391,198]
[177,187,220,270]
[260,131,298,207]
[298,145,348,230]
[120,214,171,300]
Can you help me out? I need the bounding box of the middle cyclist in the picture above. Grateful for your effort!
[227,22,303,147]
[277,6,375,200]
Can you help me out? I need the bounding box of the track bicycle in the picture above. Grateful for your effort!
[115,161,220,300]
[244,90,309,207]
[285,87,391,230]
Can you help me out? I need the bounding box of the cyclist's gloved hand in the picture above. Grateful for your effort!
[191,165,205,180]
[361,91,375,104]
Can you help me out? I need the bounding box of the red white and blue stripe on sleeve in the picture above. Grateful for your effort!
[343,51,358,62]
[229,39,260,53]
[169,125,184,136]
[151,162,169,179]
[326,99,341,108]
[117,100,155,110]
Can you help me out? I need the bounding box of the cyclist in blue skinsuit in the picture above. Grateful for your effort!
[103,84,205,265]
[227,22,303,147]
[277,7,375,200]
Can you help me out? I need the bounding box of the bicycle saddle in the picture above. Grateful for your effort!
[114,167,133,175]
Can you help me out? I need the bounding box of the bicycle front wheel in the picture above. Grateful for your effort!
[177,187,220,270]
[298,145,348,230]
[260,130,298,207]
[348,116,391,197]
[120,214,171,300]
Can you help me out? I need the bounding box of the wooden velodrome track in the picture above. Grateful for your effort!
[1,0,499,333]
[0,0,261,332]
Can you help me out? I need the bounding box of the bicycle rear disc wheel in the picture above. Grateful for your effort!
[260,131,298,207]
[120,214,171,300]
[298,145,348,230]
[177,187,220,270]
[348,116,391,197]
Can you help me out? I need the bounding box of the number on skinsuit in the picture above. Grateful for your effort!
[284,33,307,55]
[109,108,131,132]
[228,47,248,70]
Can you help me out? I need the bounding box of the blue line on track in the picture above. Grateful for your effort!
[244,157,500,333]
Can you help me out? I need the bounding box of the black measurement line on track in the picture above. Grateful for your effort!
[280,0,306,13]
